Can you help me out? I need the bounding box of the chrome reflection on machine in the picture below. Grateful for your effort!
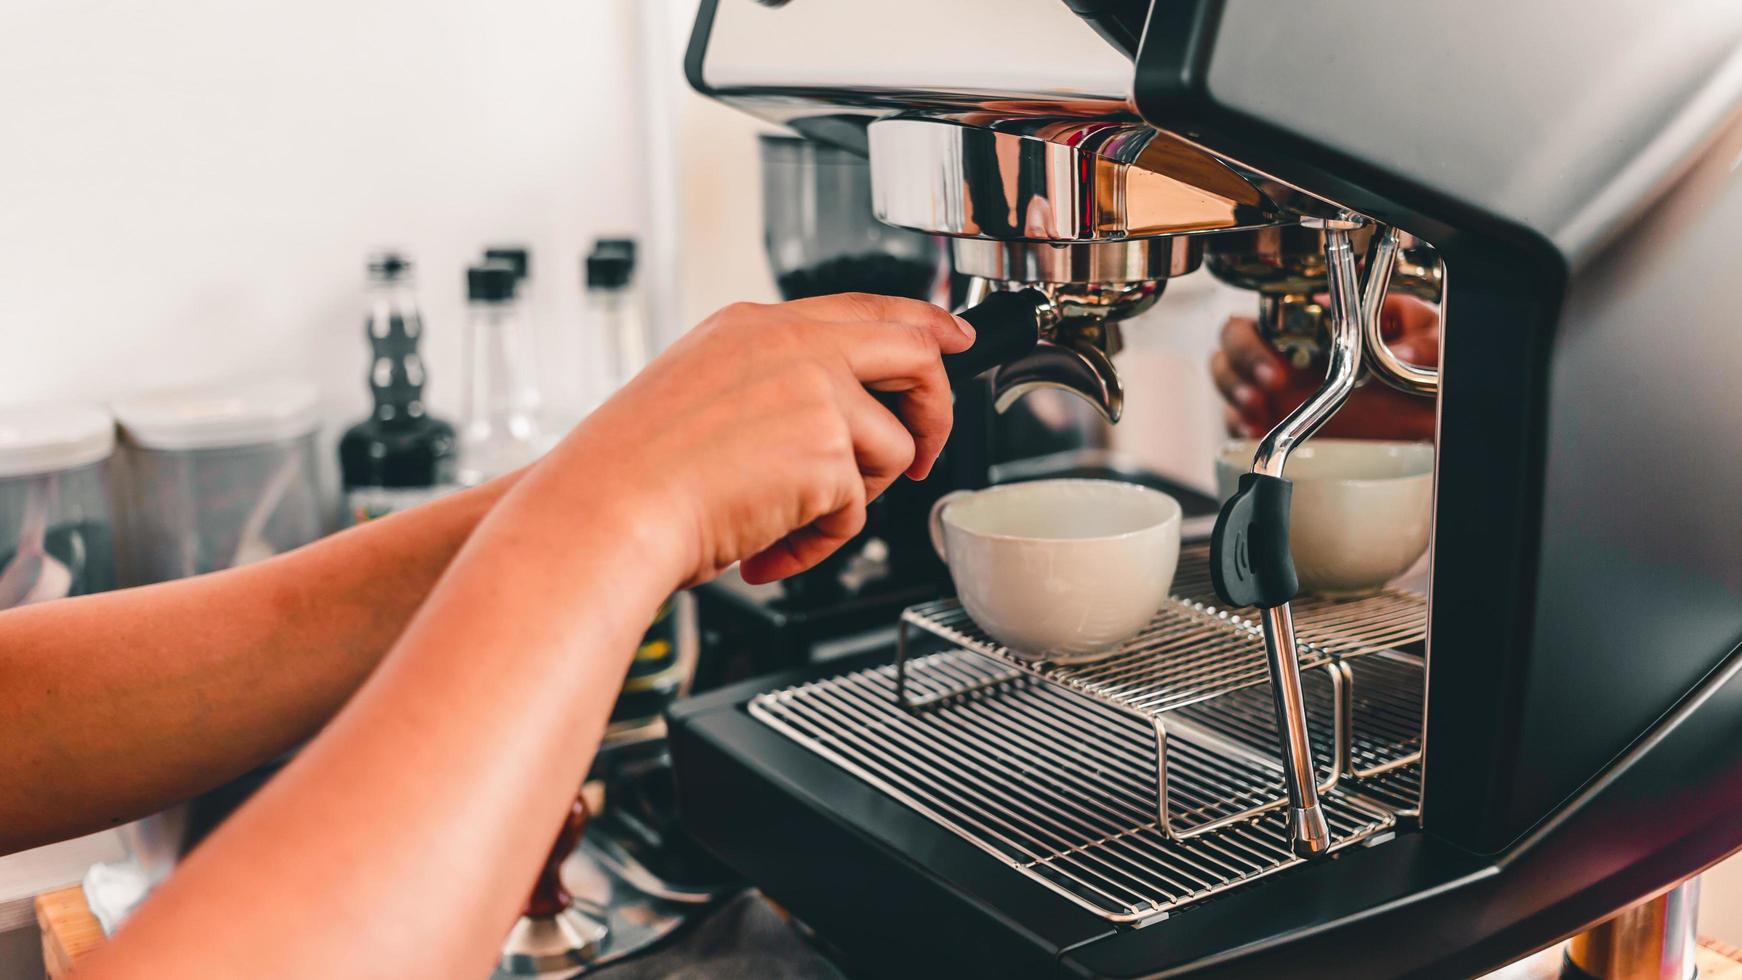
[952,237,1202,424]
[868,117,1282,241]
[857,106,1412,857]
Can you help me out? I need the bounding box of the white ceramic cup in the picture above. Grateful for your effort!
[1215,439,1434,598]
[929,479,1182,662]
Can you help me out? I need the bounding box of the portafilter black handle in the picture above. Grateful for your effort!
[942,288,1048,386]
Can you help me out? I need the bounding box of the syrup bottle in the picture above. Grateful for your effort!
[339,251,459,524]
[458,262,544,486]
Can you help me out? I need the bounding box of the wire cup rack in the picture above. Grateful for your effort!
[748,544,1428,923]
[887,544,1424,836]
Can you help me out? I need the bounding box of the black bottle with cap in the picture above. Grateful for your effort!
[339,251,459,525]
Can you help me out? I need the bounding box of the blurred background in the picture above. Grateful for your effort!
[0,0,1236,494]
[4,0,1731,974]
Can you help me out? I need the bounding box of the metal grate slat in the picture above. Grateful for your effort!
[751,651,1406,924]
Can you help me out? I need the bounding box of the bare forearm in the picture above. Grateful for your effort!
[0,473,521,854]
[85,433,673,978]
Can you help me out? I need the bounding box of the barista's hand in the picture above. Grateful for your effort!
[1210,294,1439,442]
[565,294,974,588]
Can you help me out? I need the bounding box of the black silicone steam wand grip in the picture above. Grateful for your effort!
[942,288,1047,386]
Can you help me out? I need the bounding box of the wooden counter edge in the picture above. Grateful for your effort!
[34,885,104,978]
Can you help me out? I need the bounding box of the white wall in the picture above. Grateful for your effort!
[0,3,651,973]
[4,0,1739,962]
[0,0,649,432]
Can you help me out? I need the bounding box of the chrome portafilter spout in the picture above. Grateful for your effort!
[946,237,1202,422]
[1208,216,1389,859]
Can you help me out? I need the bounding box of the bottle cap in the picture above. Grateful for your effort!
[594,238,636,266]
[482,246,530,280]
[367,250,414,281]
[113,381,320,451]
[586,238,636,289]
[0,404,116,478]
[468,262,518,302]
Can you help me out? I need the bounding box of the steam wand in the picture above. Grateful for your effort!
[1209,217,1396,858]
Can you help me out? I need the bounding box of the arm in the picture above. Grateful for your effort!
[78,294,973,978]
[0,472,522,855]
[1211,294,1440,441]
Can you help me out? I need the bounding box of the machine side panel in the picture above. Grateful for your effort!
[1509,109,1742,837]
[1202,0,1742,263]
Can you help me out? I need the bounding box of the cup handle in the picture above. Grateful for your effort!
[928,490,974,564]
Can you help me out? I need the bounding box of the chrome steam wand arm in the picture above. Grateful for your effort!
[1208,219,1376,858]
[1360,227,1440,396]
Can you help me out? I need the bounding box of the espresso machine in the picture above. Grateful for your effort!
[692,131,1220,692]
[668,1,1742,976]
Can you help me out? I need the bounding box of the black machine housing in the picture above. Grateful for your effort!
[669,1,1742,975]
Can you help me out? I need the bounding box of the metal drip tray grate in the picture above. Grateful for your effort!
[750,652,1399,924]
[898,598,1307,716]
[1347,652,1426,777]
[1171,542,1428,657]
[900,544,1427,718]
[891,545,1427,834]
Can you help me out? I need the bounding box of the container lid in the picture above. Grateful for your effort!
[113,381,321,451]
[483,246,530,280]
[368,249,414,281]
[0,404,116,478]
[468,262,518,302]
[586,250,633,289]
[594,237,636,264]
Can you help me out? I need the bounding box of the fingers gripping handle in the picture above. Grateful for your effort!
[942,288,1047,385]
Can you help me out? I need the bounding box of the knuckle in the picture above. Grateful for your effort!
[903,320,938,352]
[800,478,847,523]
[775,319,822,356]
[822,414,855,459]
[841,502,868,537]
[793,361,837,402]
[835,292,891,319]
[893,434,918,472]
[921,305,960,338]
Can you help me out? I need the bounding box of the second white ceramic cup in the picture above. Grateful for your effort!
[1215,439,1434,598]
[929,479,1182,662]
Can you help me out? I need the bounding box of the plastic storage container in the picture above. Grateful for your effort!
[113,381,323,584]
[0,404,118,609]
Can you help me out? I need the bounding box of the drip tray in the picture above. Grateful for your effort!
[749,651,1404,925]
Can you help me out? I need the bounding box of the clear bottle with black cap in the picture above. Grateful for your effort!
[482,245,544,423]
[339,251,459,524]
[586,239,645,393]
[458,261,543,486]
[580,237,681,725]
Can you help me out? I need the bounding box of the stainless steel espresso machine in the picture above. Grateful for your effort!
[667,1,1742,976]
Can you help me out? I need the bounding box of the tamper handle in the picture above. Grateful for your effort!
[943,288,1047,385]
[523,793,589,918]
